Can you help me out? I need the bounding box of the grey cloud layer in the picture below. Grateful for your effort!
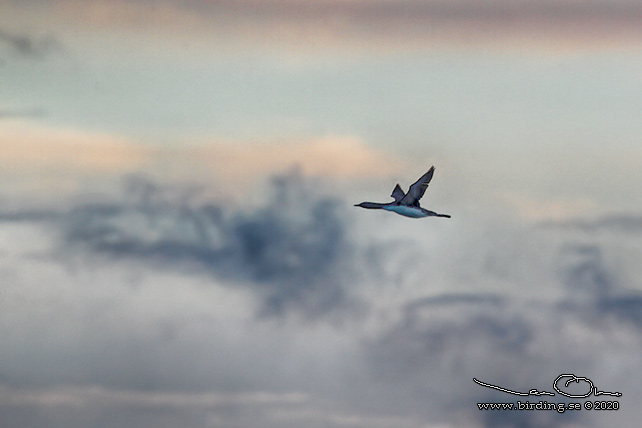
[60,173,361,318]
[0,28,62,59]
[1,173,642,428]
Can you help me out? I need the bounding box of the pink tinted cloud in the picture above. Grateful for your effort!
[13,0,642,53]
[156,136,405,196]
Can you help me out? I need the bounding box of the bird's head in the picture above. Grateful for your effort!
[354,202,381,209]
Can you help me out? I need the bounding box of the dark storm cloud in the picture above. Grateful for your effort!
[59,172,361,319]
[0,28,62,59]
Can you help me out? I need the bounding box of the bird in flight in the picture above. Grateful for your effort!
[354,166,451,218]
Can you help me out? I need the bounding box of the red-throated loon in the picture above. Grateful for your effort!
[354,166,451,219]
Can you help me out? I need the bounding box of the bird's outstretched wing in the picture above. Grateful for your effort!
[390,184,405,202]
[399,166,435,207]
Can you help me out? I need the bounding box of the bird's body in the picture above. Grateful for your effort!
[355,166,451,219]
[383,205,449,218]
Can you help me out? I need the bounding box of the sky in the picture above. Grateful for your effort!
[2,1,642,427]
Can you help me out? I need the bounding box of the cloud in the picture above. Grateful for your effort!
[0,124,404,205]
[58,171,366,319]
[7,0,642,58]
[2,173,642,428]
[365,292,640,427]
[83,1,642,51]
[0,384,307,409]
[358,219,642,427]
[0,28,62,59]
[503,194,597,222]
[0,382,415,428]
[0,122,150,197]
[0,383,314,428]
[179,137,404,194]
[0,122,147,173]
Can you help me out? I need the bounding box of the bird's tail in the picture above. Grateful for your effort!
[436,213,451,218]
